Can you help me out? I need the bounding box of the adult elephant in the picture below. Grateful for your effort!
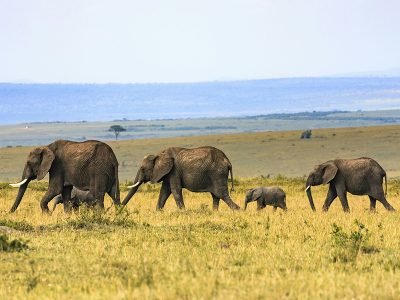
[9,140,120,213]
[305,157,395,212]
[122,146,240,210]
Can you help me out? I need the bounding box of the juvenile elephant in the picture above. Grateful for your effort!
[10,139,120,213]
[244,187,287,211]
[122,146,240,210]
[52,187,94,212]
[305,157,395,212]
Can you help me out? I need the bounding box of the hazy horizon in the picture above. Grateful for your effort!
[1,77,400,125]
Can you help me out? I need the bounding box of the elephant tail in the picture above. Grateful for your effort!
[229,164,235,193]
[384,173,387,197]
[114,163,121,205]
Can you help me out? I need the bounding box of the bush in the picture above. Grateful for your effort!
[0,219,34,231]
[57,206,137,230]
[300,130,312,139]
[330,220,373,263]
[0,235,29,252]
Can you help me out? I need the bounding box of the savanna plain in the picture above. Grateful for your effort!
[1,125,400,299]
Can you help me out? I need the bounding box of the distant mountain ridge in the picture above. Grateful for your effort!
[0,109,399,148]
[1,77,400,125]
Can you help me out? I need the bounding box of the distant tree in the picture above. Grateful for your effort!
[300,129,312,139]
[109,125,126,140]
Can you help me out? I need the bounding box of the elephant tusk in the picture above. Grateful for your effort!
[10,178,28,188]
[305,185,311,192]
[127,181,141,189]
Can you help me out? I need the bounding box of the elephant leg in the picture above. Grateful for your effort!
[211,194,220,210]
[94,192,105,210]
[322,184,338,212]
[52,195,62,212]
[156,181,171,210]
[41,190,62,214]
[107,184,121,206]
[90,179,106,210]
[369,196,377,212]
[171,187,185,209]
[256,199,264,210]
[220,191,241,210]
[62,185,73,214]
[91,188,105,210]
[336,189,350,213]
[372,191,395,211]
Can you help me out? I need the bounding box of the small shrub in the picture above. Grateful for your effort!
[300,129,312,139]
[0,219,34,231]
[60,206,136,229]
[330,220,372,264]
[0,235,29,252]
[112,208,137,227]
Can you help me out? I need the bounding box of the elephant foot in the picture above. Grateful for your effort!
[231,204,241,210]
[41,208,51,215]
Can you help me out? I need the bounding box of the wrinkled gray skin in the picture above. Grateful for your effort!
[305,157,395,213]
[244,186,287,211]
[10,140,120,214]
[122,146,240,210]
[52,187,94,212]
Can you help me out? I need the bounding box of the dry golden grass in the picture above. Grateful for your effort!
[0,176,400,299]
[1,126,400,299]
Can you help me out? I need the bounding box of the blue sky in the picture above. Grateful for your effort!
[1,0,399,83]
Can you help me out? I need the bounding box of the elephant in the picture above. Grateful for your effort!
[305,157,395,212]
[52,187,94,212]
[244,186,287,211]
[122,146,241,210]
[9,139,120,213]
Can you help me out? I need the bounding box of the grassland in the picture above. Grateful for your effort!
[1,125,400,299]
[1,124,400,181]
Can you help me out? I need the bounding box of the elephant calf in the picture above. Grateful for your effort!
[244,187,287,211]
[52,187,93,212]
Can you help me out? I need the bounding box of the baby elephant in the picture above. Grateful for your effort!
[52,187,94,212]
[244,187,287,211]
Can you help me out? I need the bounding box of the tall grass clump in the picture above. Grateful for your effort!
[57,205,137,230]
[330,220,378,264]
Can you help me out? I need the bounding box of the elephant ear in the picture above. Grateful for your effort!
[37,147,55,180]
[251,188,263,201]
[321,162,338,184]
[151,151,173,183]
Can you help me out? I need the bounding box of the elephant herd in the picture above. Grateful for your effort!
[8,139,395,214]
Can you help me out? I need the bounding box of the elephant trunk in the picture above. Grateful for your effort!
[122,183,142,206]
[121,171,143,206]
[305,185,316,212]
[244,196,251,210]
[10,179,30,212]
[52,195,62,212]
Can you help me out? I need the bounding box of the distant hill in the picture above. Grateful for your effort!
[0,109,399,147]
[1,77,400,125]
[335,67,400,77]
